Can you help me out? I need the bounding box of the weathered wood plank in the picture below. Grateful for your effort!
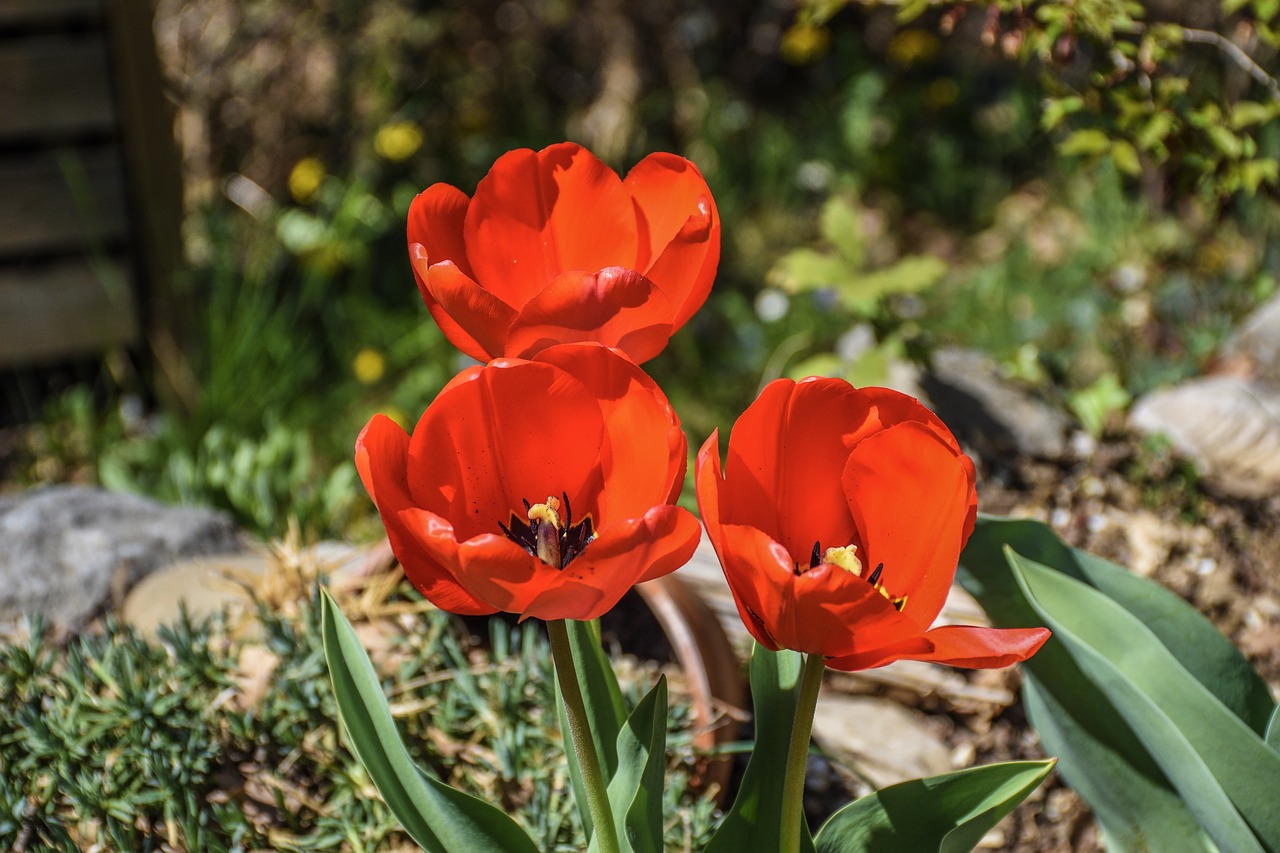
[0,35,116,141]
[0,256,137,365]
[0,145,129,257]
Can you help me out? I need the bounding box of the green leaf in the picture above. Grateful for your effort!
[1022,675,1215,852]
[1059,129,1113,157]
[705,645,816,853]
[1006,550,1280,852]
[819,196,864,268]
[958,516,1277,850]
[1267,705,1280,753]
[813,760,1055,853]
[1066,372,1130,436]
[555,619,628,839]
[1111,140,1142,176]
[319,591,538,853]
[772,248,854,294]
[836,256,946,313]
[590,677,668,853]
[962,516,1273,732]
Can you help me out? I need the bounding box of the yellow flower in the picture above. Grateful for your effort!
[780,23,830,65]
[289,157,325,204]
[352,348,386,385]
[375,121,424,163]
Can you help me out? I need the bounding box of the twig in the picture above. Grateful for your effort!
[1180,26,1280,102]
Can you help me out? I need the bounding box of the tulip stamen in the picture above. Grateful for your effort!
[500,491,597,569]
[799,543,907,612]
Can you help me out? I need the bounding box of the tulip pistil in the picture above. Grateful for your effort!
[800,540,906,611]
[500,492,597,569]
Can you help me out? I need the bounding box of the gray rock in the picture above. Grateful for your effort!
[0,486,243,630]
[1223,292,1280,383]
[921,347,1070,461]
[1130,376,1280,500]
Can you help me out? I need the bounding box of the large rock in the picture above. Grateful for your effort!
[921,347,1070,462]
[1130,376,1280,500]
[0,486,243,630]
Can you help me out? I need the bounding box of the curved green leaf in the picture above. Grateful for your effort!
[813,759,1054,853]
[705,645,816,853]
[1268,705,1280,753]
[320,591,538,853]
[1008,550,1279,852]
[590,677,668,853]
[961,516,1272,733]
[555,618,627,839]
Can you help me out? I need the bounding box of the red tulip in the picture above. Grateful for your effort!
[356,343,700,621]
[408,142,719,363]
[696,377,1049,671]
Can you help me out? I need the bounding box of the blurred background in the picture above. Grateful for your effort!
[2,0,1279,539]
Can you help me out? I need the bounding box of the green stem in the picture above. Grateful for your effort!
[780,653,826,853]
[548,619,621,853]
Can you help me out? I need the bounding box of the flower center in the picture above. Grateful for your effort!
[499,492,597,569]
[799,540,907,611]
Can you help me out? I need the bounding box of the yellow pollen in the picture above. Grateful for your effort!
[822,545,863,575]
[528,496,561,529]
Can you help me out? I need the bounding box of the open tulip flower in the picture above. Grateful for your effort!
[407,141,719,363]
[697,377,1050,671]
[355,342,700,622]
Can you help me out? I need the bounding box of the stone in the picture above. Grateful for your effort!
[921,347,1070,461]
[121,552,266,639]
[1130,376,1280,500]
[0,485,243,630]
[1222,292,1280,384]
[810,692,955,789]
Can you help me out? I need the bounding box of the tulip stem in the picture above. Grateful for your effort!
[547,619,621,853]
[780,653,826,853]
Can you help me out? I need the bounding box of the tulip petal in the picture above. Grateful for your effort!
[826,625,1051,671]
[406,359,607,540]
[721,378,861,563]
[355,417,494,615]
[408,183,474,279]
[521,505,701,621]
[411,243,516,357]
[505,267,674,363]
[464,144,639,309]
[843,420,976,627]
[624,152,720,328]
[428,530,562,615]
[537,343,687,516]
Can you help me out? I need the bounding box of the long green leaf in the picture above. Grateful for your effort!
[813,759,1054,853]
[705,645,817,853]
[1268,705,1280,753]
[1009,550,1280,852]
[962,515,1271,732]
[589,676,668,853]
[1022,675,1216,853]
[320,591,538,853]
[555,618,628,839]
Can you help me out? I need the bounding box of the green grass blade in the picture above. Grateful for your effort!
[813,759,1054,853]
[320,590,538,853]
[1267,704,1280,753]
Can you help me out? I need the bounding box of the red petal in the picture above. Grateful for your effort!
[709,523,918,658]
[416,251,517,361]
[420,530,560,615]
[406,358,607,540]
[408,183,474,279]
[695,429,725,543]
[842,421,976,627]
[505,267,674,363]
[464,144,639,309]
[721,378,861,564]
[521,505,701,621]
[537,343,686,518]
[410,245,498,361]
[354,417,493,614]
[826,625,1051,671]
[624,153,719,329]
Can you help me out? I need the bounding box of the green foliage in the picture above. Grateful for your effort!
[813,760,1056,853]
[959,516,1280,853]
[0,594,717,852]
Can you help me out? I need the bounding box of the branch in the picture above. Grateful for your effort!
[1179,26,1280,102]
